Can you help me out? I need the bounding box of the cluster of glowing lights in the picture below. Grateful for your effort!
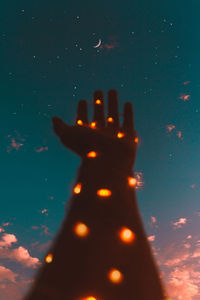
[117,132,125,138]
[77,120,83,126]
[107,117,114,123]
[128,176,137,187]
[73,222,89,238]
[118,227,135,243]
[73,183,82,194]
[89,122,96,129]
[107,268,123,284]
[95,99,102,105]
[97,189,112,197]
[87,151,97,158]
[45,253,53,264]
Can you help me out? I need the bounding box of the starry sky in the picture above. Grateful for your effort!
[1,0,200,299]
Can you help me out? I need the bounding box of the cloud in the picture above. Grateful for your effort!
[147,235,156,242]
[0,233,40,268]
[167,265,200,300]
[0,234,17,247]
[35,146,48,153]
[0,266,18,283]
[171,218,187,229]
[178,94,191,101]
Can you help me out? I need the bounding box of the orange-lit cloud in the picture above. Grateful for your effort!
[179,94,191,101]
[171,218,187,229]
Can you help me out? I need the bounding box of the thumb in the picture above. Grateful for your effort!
[52,116,69,137]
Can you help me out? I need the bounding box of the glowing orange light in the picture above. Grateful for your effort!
[81,297,97,300]
[73,183,82,194]
[97,189,112,197]
[87,151,97,158]
[117,132,125,138]
[108,268,123,284]
[128,177,137,187]
[89,122,96,129]
[118,227,135,243]
[45,253,53,263]
[95,99,101,105]
[107,117,114,123]
[77,120,83,126]
[74,222,89,238]
[134,137,139,143]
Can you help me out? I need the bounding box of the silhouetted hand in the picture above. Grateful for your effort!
[52,90,138,171]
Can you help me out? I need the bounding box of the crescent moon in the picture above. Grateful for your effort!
[93,39,102,48]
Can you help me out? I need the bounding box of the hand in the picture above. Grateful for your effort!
[52,90,138,171]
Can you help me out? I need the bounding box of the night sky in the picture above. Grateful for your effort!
[1,1,200,299]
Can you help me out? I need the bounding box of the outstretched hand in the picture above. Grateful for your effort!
[52,90,138,170]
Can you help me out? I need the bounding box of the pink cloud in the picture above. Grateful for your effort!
[187,235,192,239]
[0,276,32,300]
[192,249,200,258]
[147,235,156,242]
[35,146,48,153]
[178,94,191,101]
[177,131,183,139]
[167,124,176,133]
[41,225,51,236]
[183,81,190,85]
[0,228,5,233]
[166,265,200,300]
[41,209,48,216]
[134,171,144,189]
[172,218,187,229]
[0,266,17,283]
[0,233,40,268]
[0,233,17,247]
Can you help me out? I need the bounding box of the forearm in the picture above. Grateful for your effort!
[24,159,166,300]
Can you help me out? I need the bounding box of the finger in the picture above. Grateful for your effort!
[75,100,88,126]
[52,116,69,137]
[122,102,135,137]
[107,89,119,129]
[93,90,105,127]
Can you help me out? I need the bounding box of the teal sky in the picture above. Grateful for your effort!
[1,1,200,299]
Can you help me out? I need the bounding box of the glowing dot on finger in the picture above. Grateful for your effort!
[118,227,135,243]
[128,177,137,187]
[97,189,112,197]
[77,120,83,126]
[80,297,97,300]
[73,183,82,194]
[74,222,89,238]
[89,122,96,129]
[45,253,53,263]
[108,268,123,284]
[107,117,114,123]
[117,132,125,138]
[95,99,102,105]
[134,137,139,143]
[87,151,97,158]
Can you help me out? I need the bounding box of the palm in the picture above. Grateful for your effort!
[52,89,138,169]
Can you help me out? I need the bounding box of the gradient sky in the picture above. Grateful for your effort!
[1,1,200,299]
